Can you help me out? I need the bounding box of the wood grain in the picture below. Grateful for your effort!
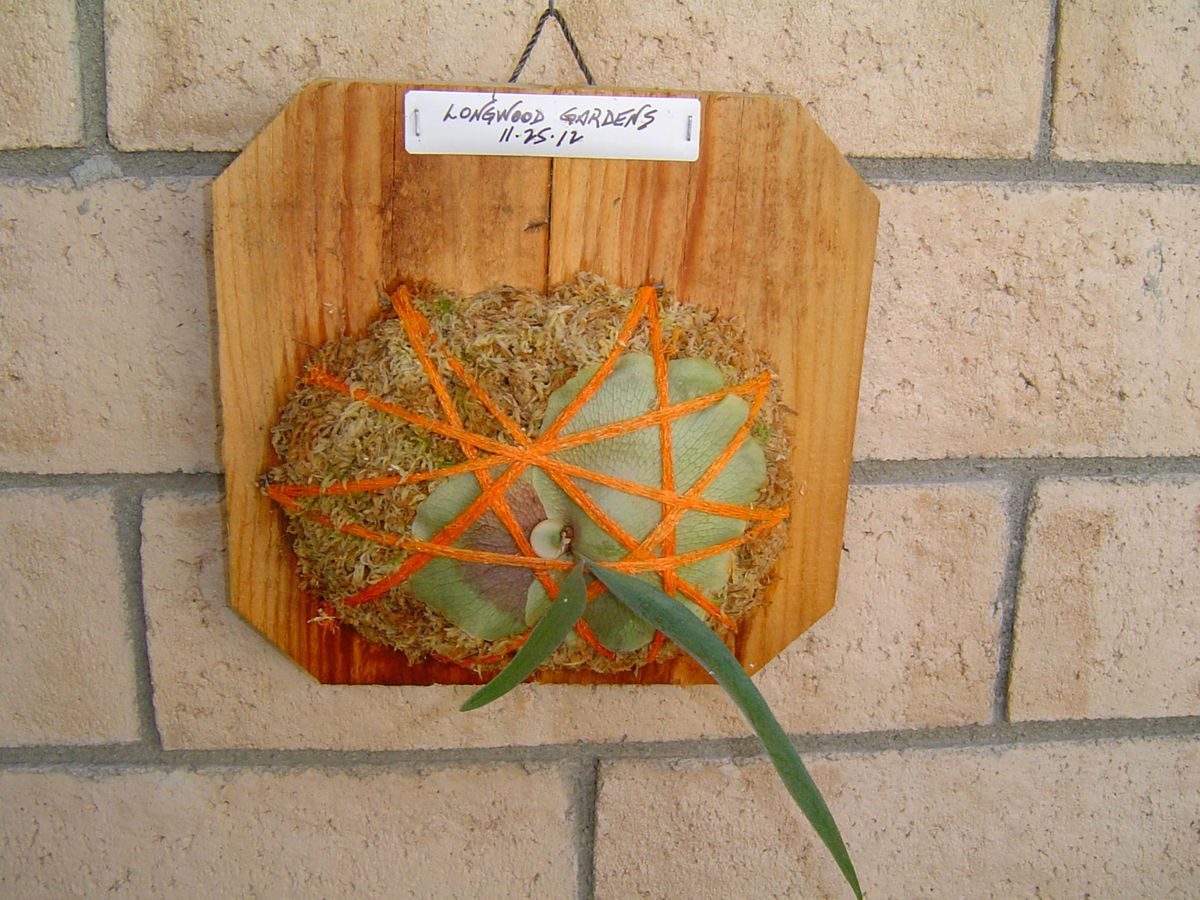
[214,81,878,686]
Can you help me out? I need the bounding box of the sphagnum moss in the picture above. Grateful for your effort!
[266,274,793,673]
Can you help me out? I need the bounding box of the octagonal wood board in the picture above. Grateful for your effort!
[212,80,879,685]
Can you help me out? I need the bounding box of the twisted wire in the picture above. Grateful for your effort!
[509,2,595,85]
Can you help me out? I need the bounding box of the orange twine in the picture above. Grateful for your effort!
[270,283,790,669]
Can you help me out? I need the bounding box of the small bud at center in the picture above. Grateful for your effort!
[530,518,569,559]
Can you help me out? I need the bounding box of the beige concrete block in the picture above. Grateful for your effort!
[0,490,139,745]
[143,484,1002,749]
[1054,1,1200,163]
[0,179,216,473]
[760,483,1008,731]
[105,0,586,150]
[0,1,82,148]
[595,738,1200,898]
[857,183,1200,459]
[104,0,1047,155]
[571,0,1048,158]
[1009,477,1200,722]
[0,765,575,897]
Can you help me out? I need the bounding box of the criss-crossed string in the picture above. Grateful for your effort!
[270,284,789,666]
[553,294,773,639]
[321,285,653,656]
[268,486,785,578]
[391,288,564,599]
[281,370,777,521]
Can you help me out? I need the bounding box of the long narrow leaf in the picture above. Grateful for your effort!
[588,562,863,900]
[460,563,587,711]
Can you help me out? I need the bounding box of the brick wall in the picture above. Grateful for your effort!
[1,2,1197,896]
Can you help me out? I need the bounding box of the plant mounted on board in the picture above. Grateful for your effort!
[263,276,861,897]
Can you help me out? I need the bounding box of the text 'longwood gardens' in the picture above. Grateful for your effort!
[404,90,701,161]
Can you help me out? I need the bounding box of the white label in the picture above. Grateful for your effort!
[404,89,700,161]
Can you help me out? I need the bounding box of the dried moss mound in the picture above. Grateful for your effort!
[266,274,793,673]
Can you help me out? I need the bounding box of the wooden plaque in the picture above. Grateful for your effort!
[212,81,878,685]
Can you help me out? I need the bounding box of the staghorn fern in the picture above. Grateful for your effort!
[409,351,765,648]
